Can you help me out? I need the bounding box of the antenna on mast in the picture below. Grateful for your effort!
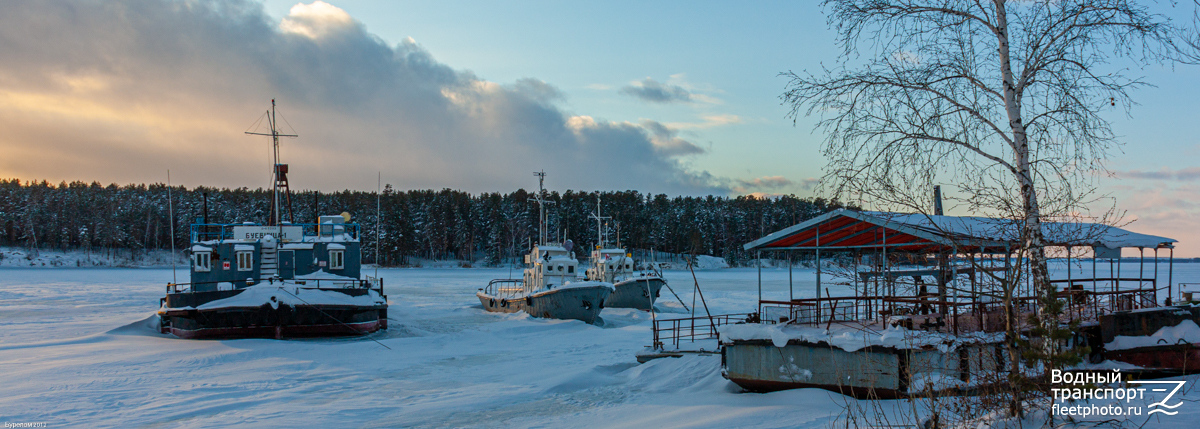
[589,195,610,249]
[376,171,381,278]
[168,169,176,285]
[245,99,298,226]
[533,170,547,246]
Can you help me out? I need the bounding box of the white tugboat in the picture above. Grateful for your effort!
[583,200,666,310]
[477,171,613,324]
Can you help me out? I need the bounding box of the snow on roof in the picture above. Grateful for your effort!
[302,233,357,243]
[327,243,346,250]
[535,280,613,294]
[281,243,314,250]
[744,208,1176,252]
[190,245,212,252]
[234,244,255,251]
[187,284,384,310]
[294,269,358,281]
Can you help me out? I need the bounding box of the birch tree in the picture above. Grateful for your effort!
[783,0,1195,419]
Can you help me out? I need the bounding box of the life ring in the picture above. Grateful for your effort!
[489,299,496,307]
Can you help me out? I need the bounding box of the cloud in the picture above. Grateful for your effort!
[732,175,795,193]
[279,1,357,39]
[620,78,693,104]
[667,114,743,130]
[638,120,705,157]
[0,0,729,196]
[1101,182,1200,257]
[1117,167,1200,181]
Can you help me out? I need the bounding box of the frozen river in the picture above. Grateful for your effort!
[2,265,1199,428]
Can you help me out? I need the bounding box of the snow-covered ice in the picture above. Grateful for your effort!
[2,263,1200,427]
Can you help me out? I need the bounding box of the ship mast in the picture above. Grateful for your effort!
[245,99,298,226]
[534,170,547,246]
[589,196,610,249]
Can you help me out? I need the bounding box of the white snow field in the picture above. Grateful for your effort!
[2,264,1200,428]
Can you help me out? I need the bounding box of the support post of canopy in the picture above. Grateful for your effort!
[1067,246,1074,320]
[757,249,762,317]
[1155,248,1161,305]
[1116,252,1121,293]
[1139,247,1145,297]
[815,223,822,323]
[788,251,793,302]
[1169,247,1175,306]
[1092,248,1097,300]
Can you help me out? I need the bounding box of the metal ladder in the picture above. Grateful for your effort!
[260,245,279,279]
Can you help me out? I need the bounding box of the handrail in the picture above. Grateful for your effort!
[167,277,377,294]
[482,279,523,296]
[651,313,754,350]
[189,222,363,243]
[756,284,1161,332]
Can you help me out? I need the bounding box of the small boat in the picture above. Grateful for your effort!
[587,248,665,310]
[583,200,665,310]
[477,172,613,324]
[157,101,388,339]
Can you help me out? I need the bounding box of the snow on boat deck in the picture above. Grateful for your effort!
[3,264,1200,427]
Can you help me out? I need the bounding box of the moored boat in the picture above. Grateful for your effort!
[583,201,665,310]
[157,100,388,339]
[476,171,613,324]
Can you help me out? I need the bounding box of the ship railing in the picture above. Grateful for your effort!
[189,222,362,243]
[482,279,524,299]
[166,277,382,296]
[651,313,755,351]
[754,280,1161,334]
[760,295,1003,334]
[1047,277,1158,311]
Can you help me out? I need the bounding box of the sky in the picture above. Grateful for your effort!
[0,0,1197,256]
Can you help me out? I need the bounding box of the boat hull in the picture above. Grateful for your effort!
[722,338,1003,399]
[477,285,612,324]
[159,289,387,339]
[605,277,665,310]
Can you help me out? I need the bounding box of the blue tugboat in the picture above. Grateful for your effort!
[157,101,387,339]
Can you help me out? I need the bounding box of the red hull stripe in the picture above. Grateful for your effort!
[169,320,382,339]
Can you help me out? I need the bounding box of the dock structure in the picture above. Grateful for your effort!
[663,208,1186,398]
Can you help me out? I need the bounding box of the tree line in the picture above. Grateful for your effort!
[0,178,845,266]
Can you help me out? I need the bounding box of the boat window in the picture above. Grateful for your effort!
[557,265,564,272]
[194,252,211,272]
[236,251,253,272]
[330,250,345,270]
[567,265,574,274]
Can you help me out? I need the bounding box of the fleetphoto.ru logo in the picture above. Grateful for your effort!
[1134,380,1187,416]
[1051,369,1187,418]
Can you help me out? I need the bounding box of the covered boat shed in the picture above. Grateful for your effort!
[743,209,1177,327]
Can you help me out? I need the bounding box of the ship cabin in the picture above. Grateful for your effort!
[185,215,361,292]
[524,244,579,290]
[588,248,633,282]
